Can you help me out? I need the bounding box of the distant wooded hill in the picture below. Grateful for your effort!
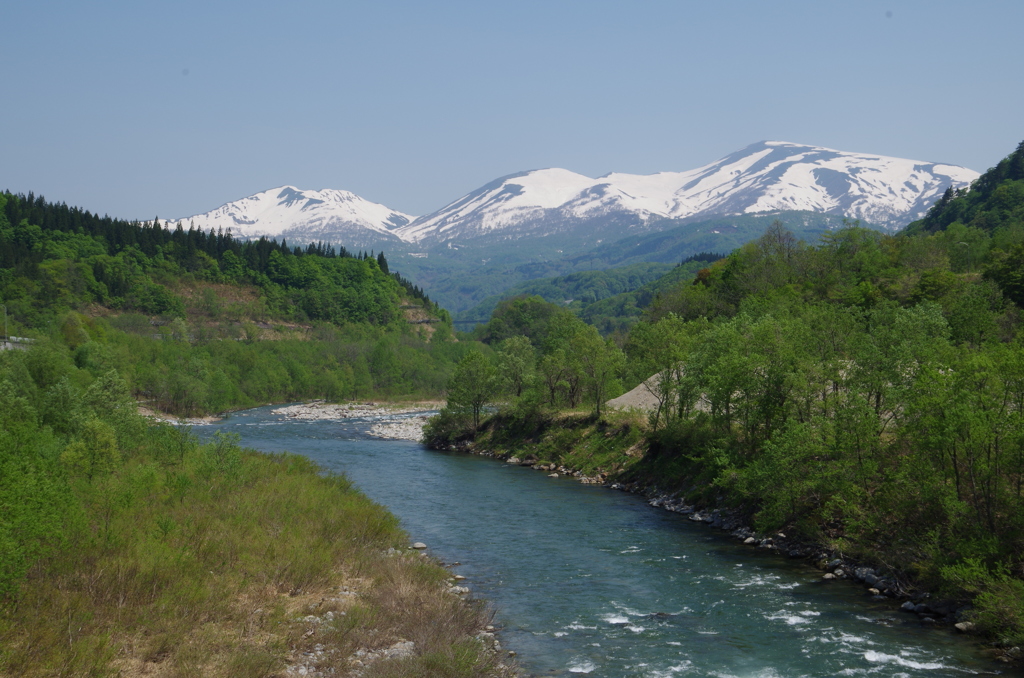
[0,191,440,329]
[414,210,869,313]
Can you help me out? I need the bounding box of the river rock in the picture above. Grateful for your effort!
[744,537,757,545]
[900,601,917,612]
[507,457,521,464]
[954,621,976,633]
[412,542,427,549]
[823,573,836,580]
[548,473,559,478]
[826,559,842,570]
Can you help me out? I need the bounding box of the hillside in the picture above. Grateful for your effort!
[0,191,476,415]
[904,140,1024,236]
[0,191,439,327]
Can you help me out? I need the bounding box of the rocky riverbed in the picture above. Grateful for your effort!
[275,401,436,441]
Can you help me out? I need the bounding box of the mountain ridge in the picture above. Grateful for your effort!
[169,141,979,253]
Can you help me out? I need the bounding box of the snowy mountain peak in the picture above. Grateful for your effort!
[395,142,978,244]
[168,142,977,253]
[171,185,416,248]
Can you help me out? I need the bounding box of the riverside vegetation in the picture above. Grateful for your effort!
[0,192,511,676]
[0,347,508,677]
[426,141,1024,651]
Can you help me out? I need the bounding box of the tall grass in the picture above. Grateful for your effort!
[0,427,506,677]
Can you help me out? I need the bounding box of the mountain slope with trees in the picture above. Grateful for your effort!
[905,141,1024,236]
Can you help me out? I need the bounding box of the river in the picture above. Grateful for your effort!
[200,404,1010,678]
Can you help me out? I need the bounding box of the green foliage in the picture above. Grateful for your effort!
[907,140,1024,236]
[476,295,569,346]
[444,352,499,431]
[60,418,120,481]
[942,560,1024,645]
[495,336,535,398]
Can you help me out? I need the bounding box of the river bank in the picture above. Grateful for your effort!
[426,409,1024,668]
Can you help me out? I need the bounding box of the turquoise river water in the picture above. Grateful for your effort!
[199,405,1016,678]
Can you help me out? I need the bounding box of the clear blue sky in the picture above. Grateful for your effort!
[2,0,1021,220]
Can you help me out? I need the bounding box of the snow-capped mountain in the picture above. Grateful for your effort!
[169,186,415,250]
[396,141,978,244]
[169,142,977,255]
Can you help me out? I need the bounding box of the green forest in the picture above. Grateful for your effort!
[428,140,1024,646]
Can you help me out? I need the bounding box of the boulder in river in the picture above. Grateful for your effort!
[412,542,427,550]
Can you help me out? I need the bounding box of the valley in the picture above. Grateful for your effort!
[3,139,1023,676]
